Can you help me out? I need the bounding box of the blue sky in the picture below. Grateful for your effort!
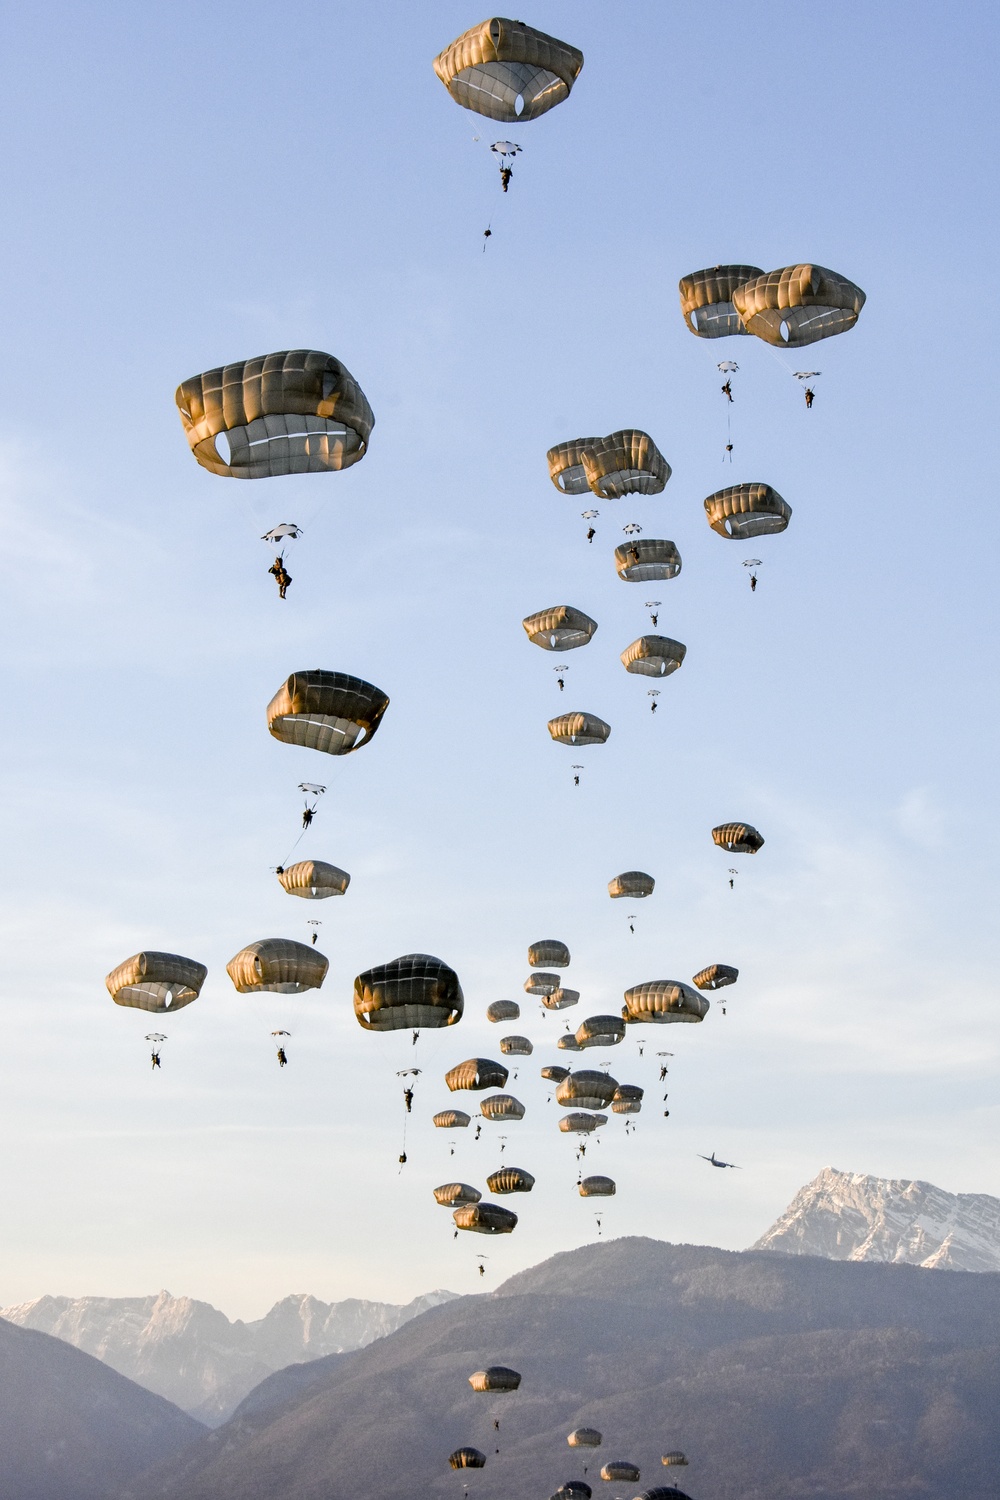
[0,1,997,1318]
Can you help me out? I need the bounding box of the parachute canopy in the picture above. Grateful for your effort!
[620,636,686,678]
[556,1071,618,1111]
[611,1083,644,1114]
[500,1035,533,1056]
[267,670,389,755]
[261,523,302,542]
[568,1428,603,1447]
[608,871,655,899]
[548,437,602,494]
[523,605,598,651]
[453,1202,518,1235]
[624,980,709,1025]
[106,951,206,1013]
[541,1065,570,1083]
[446,1058,509,1092]
[434,1109,471,1129]
[354,953,464,1031]
[733,264,865,346]
[559,1111,606,1133]
[433,18,584,123]
[553,1484,592,1500]
[226,938,328,995]
[692,964,739,991]
[528,939,570,968]
[525,971,561,996]
[480,1093,526,1121]
[662,1452,689,1467]
[548,431,670,499]
[542,988,580,1011]
[614,539,682,583]
[277,860,350,899]
[487,1000,521,1023]
[579,1176,616,1198]
[678,265,765,338]
[557,1033,584,1052]
[601,1462,641,1482]
[469,1366,522,1392]
[575,1014,626,1049]
[176,350,373,478]
[433,1182,482,1207]
[704,483,791,541]
[712,822,765,854]
[487,1166,535,1194]
[548,712,611,747]
[449,1447,487,1469]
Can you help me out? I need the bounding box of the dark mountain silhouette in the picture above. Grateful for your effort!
[128,1236,1000,1500]
[0,1315,204,1500]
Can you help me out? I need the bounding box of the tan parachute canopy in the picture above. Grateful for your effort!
[353,953,464,1031]
[712,822,765,853]
[446,1058,509,1092]
[678,265,765,338]
[528,939,570,968]
[227,938,328,995]
[692,964,739,991]
[547,437,602,493]
[548,431,670,499]
[469,1366,522,1392]
[434,1109,471,1129]
[559,1111,606,1132]
[487,1166,535,1193]
[662,1452,689,1467]
[487,999,521,1023]
[568,1428,603,1447]
[433,1182,482,1207]
[433,18,583,122]
[614,539,682,583]
[548,711,611,747]
[541,1065,569,1082]
[523,605,598,651]
[578,1177,615,1198]
[556,1070,618,1111]
[704,483,791,541]
[449,1447,487,1469]
[620,635,686,678]
[267,670,389,755]
[575,1014,626,1049]
[608,871,655,899]
[525,972,560,996]
[106,951,207,1013]
[557,1033,584,1051]
[611,1083,644,1114]
[276,860,350,899]
[176,350,373,478]
[480,1093,526,1121]
[624,980,709,1024]
[500,1035,533,1056]
[453,1202,518,1235]
[733,265,866,346]
[542,988,580,1010]
[601,1462,641,1482]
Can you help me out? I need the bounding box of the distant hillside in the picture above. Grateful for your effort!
[128,1237,1000,1500]
[0,1315,204,1500]
[0,1288,456,1424]
[752,1166,1000,1270]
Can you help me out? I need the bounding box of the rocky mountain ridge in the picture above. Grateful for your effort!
[752,1165,1000,1271]
[0,1287,456,1424]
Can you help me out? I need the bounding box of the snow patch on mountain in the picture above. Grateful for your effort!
[752,1166,1000,1272]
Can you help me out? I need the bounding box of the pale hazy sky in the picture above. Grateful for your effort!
[0,1,997,1320]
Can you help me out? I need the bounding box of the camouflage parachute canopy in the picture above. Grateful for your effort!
[568,1427,603,1447]
[433,18,583,122]
[353,953,463,1031]
[487,999,521,1023]
[608,871,655,899]
[575,1014,626,1049]
[556,1070,618,1111]
[469,1365,522,1392]
[542,988,580,1010]
[453,1202,518,1235]
[601,1461,641,1482]
[548,711,611,747]
[106,951,207,1013]
[445,1058,509,1092]
[614,538,682,583]
[433,1182,482,1207]
[525,971,561,996]
[712,822,765,854]
[522,605,598,651]
[528,939,570,968]
[548,430,670,499]
[578,1177,615,1198]
[480,1093,526,1121]
[449,1447,487,1469]
[623,980,709,1025]
[692,964,739,991]
[620,635,686,678]
[176,349,373,478]
[733,264,866,346]
[267,670,389,756]
[678,265,765,338]
[704,483,791,541]
[434,1109,471,1129]
[276,860,350,899]
[487,1166,535,1194]
[559,1111,606,1133]
[226,938,328,995]
[500,1034,533,1056]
